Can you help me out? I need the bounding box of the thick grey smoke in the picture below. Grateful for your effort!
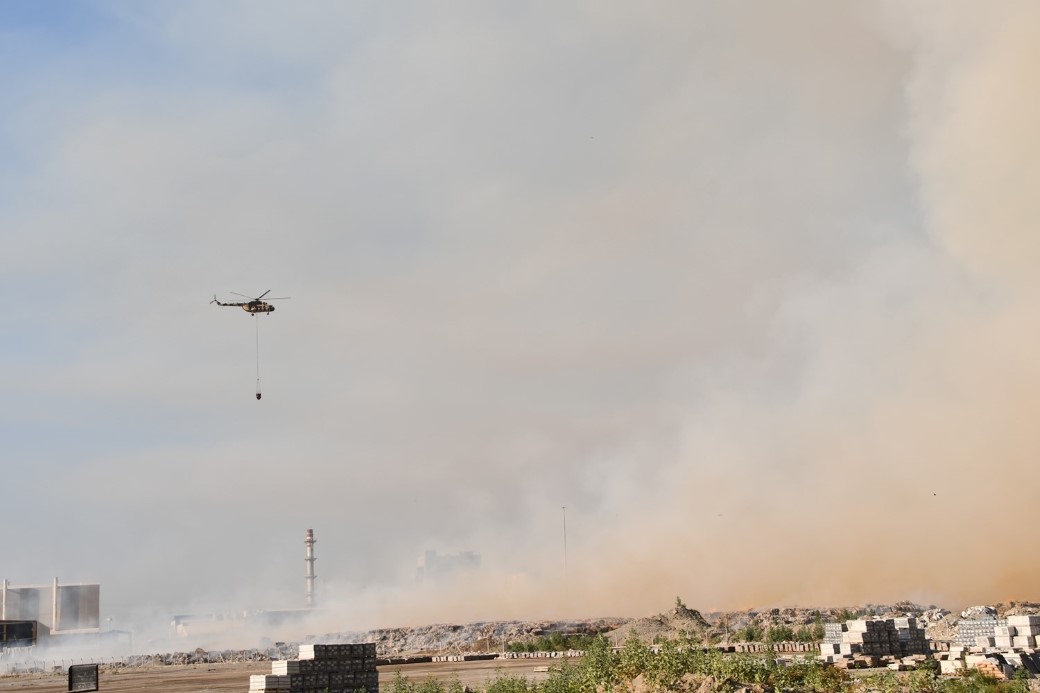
[1,2,1038,640]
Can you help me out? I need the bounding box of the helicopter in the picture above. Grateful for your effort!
[210,290,290,314]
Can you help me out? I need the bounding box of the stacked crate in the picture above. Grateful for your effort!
[248,643,379,693]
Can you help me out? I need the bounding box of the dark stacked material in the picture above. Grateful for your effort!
[892,617,930,655]
[249,643,378,693]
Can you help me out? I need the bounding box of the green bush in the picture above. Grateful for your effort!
[539,657,584,693]
[576,635,616,691]
[483,673,534,693]
[795,622,826,642]
[615,633,651,681]
[833,609,857,623]
[505,633,598,653]
[735,621,764,642]
[767,625,795,643]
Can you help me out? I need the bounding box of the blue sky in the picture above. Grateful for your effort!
[1,1,1039,635]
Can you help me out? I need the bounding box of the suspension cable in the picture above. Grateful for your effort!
[255,315,261,400]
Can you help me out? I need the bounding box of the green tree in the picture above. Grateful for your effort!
[483,673,533,693]
[767,625,794,643]
[736,620,763,642]
[834,609,856,623]
[576,635,616,691]
[615,633,651,682]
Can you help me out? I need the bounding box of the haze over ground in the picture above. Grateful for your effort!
[1,2,1038,631]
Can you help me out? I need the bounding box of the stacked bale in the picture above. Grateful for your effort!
[248,643,378,693]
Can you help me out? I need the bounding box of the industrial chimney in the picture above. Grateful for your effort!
[304,529,317,608]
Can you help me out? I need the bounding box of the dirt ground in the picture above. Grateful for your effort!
[0,657,555,692]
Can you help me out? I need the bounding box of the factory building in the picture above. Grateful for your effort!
[1,578,100,633]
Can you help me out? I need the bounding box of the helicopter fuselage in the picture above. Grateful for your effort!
[212,292,286,314]
[242,301,274,314]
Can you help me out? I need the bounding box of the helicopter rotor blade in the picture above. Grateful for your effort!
[229,292,256,300]
[265,296,291,300]
[257,289,271,300]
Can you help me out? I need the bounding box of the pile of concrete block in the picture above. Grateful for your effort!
[892,617,930,655]
[819,618,930,659]
[937,645,1040,679]
[248,643,378,693]
[955,617,1004,646]
[842,620,898,656]
[989,615,1040,649]
[823,623,846,644]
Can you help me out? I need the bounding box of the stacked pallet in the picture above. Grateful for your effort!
[248,643,378,693]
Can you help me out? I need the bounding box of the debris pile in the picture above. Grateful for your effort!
[317,619,621,655]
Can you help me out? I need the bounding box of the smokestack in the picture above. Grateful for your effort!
[304,529,317,608]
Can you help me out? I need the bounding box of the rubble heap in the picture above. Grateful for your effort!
[248,643,378,693]
[820,618,929,658]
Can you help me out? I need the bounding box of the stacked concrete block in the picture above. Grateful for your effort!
[955,618,1004,646]
[839,620,900,657]
[248,643,378,693]
[271,661,300,676]
[250,675,289,692]
[893,617,930,656]
[820,618,930,659]
[993,625,1015,649]
[1007,615,1040,649]
[823,623,847,644]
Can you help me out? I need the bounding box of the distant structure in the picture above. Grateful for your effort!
[1,578,99,633]
[415,550,481,584]
[305,529,317,608]
[171,609,310,640]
